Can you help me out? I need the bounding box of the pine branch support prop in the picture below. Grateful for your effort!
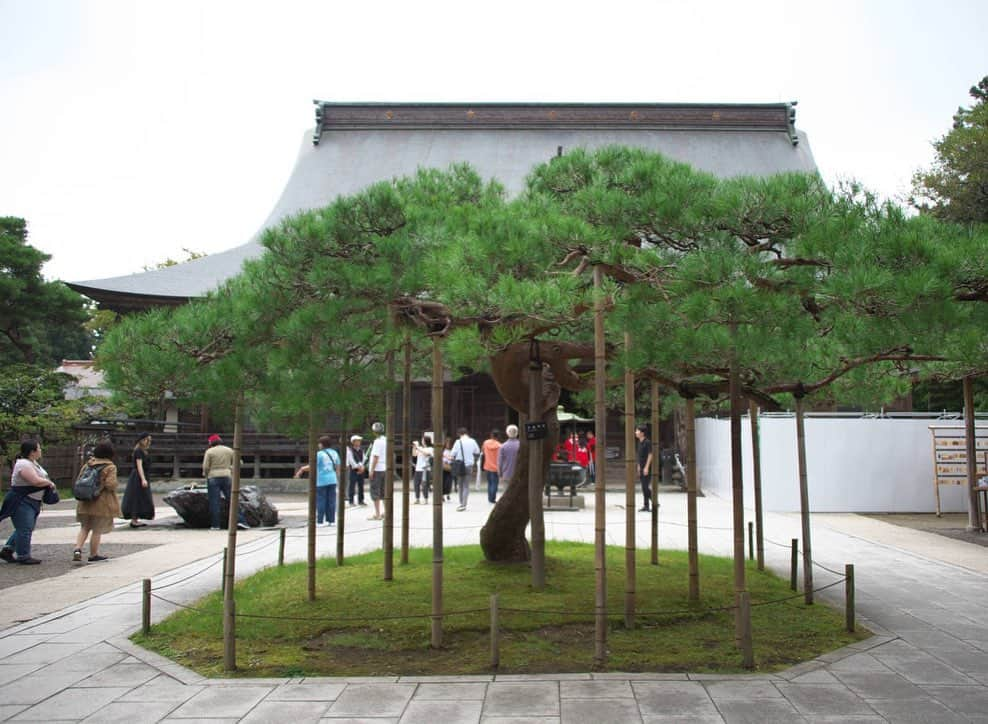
[528,343,546,592]
[307,416,317,602]
[729,325,748,643]
[749,401,765,571]
[384,351,395,582]
[337,416,347,567]
[685,395,700,602]
[401,335,412,564]
[964,376,981,532]
[650,380,660,566]
[795,394,814,604]
[593,266,608,665]
[624,332,636,629]
[430,337,445,649]
[223,393,244,672]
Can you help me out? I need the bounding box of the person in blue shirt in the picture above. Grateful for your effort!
[294,435,342,525]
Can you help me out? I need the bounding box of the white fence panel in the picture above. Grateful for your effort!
[695,416,981,513]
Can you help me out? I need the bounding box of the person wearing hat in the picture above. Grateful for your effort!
[345,434,367,507]
[202,434,247,530]
[121,432,155,528]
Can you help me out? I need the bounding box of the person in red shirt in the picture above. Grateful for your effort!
[586,431,597,482]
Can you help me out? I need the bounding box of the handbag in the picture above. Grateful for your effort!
[43,486,60,505]
[450,441,466,477]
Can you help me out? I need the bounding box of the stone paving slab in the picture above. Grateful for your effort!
[1,491,987,722]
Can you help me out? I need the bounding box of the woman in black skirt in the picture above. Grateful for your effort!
[121,432,155,527]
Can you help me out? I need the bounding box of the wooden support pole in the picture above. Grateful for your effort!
[384,352,395,581]
[593,266,608,664]
[748,522,754,561]
[223,394,244,672]
[749,401,765,571]
[790,539,798,591]
[306,416,317,602]
[651,380,659,566]
[337,417,347,567]
[490,593,500,669]
[430,337,445,649]
[729,326,747,642]
[278,528,286,567]
[795,395,814,604]
[528,347,546,592]
[685,396,699,602]
[624,332,636,629]
[141,578,151,636]
[964,376,981,532]
[739,591,754,669]
[401,335,412,564]
[845,564,856,633]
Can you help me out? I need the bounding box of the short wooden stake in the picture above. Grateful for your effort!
[790,539,798,591]
[747,522,754,561]
[141,578,151,635]
[845,564,855,633]
[490,593,500,669]
[739,591,754,669]
[221,547,228,596]
[278,528,286,567]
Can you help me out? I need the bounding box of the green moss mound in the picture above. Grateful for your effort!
[135,542,867,677]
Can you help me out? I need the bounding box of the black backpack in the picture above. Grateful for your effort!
[73,464,107,501]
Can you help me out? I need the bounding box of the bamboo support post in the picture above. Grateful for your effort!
[307,418,317,601]
[739,591,754,669]
[430,337,444,649]
[650,380,659,566]
[528,349,546,592]
[278,529,286,567]
[624,332,635,629]
[337,417,346,566]
[790,539,798,591]
[223,395,244,672]
[845,564,855,632]
[748,522,754,561]
[490,593,500,669]
[964,377,980,532]
[729,326,746,643]
[141,578,151,636]
[593,266,608,664]
[795,395,814,604]
[384,352,395,581]
[749,401,765,570]
[685,395,699,602]
[401,335,411,564]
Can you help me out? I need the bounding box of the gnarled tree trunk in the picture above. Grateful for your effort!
[480,341,591,562]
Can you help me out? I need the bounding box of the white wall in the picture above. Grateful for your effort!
[695,417,981,513]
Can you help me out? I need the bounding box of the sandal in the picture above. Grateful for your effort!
[129,522,147,528]
[72,549,82,562]
[88,555,108,562]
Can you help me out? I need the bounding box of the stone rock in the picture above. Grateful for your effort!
[163,485,279,529]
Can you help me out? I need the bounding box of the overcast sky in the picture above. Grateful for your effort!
[1,0,986,283]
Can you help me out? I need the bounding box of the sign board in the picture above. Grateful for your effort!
[525,422,548,440]
[929,425,988,516]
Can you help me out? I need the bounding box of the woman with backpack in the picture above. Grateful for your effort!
[72,439,121,562]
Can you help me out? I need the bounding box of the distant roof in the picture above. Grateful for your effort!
[69,101,817,311]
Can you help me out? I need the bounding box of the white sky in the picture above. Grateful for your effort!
[1,0,986,282]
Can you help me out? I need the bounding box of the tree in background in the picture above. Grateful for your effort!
[911,76,988,224]
[0,217,91,365]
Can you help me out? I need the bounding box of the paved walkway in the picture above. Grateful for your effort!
[1,489,987,723]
